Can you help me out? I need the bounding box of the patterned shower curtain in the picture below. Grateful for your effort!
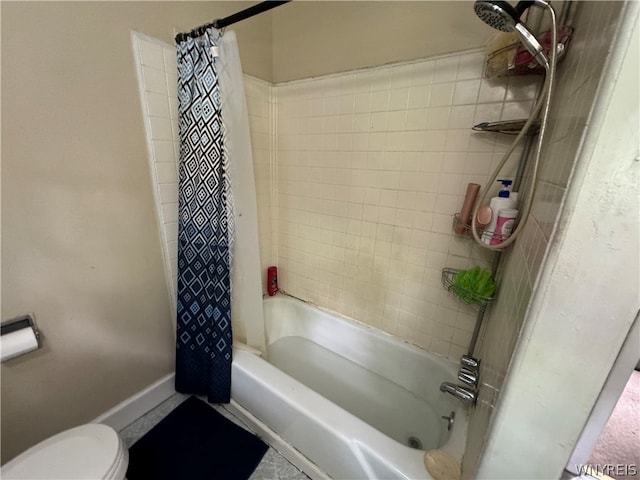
[175,29,234,403]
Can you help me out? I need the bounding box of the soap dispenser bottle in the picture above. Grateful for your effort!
[482,179,517,244]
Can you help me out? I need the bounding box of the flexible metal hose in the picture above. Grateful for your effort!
[471,2,558,250]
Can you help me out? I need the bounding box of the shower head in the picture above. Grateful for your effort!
[473,0,549,68]
[473,1,532,32]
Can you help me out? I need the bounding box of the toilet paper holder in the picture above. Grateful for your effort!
[1,314,42,361]
[1,314,41,342]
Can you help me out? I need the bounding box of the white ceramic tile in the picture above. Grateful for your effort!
[156,162,178,184]
[448,105,476,129]
[423,131,447,152]
[429,83,455,107]
[501,101,534,120]
[453,80,481,106]
[456,52,485,80]
[149,117,174,140]
[505,76,539,102]
[389,88,410,110]
[433,56,459,84]
[167,240,178,261]
[426,107,451,130]
[465,152,493,175]
[161,202,179,224]
[145,92,171,118]
[445,130,471,152]
[354,92,372,113]
[153,140,177,164]
[166,73,178,99]
[468,133,496,153]
[143,66,168,95]
[474,102,503,124]
[408,85,430,109]
[172,140,180,161]
[159,183,178,205]
[478,78,507,104]
[164,222,178,243]
[405,108,428,130]
[163,46,177,72]
[139,39,165,68]
[389,64,413,89]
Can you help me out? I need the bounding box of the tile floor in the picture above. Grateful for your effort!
[119,393,310,480]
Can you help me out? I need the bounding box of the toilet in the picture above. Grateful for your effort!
[1,424,128,479]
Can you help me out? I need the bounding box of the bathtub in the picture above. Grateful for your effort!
[231,294,468,479]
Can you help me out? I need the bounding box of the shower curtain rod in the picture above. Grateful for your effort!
[175,0,291,43]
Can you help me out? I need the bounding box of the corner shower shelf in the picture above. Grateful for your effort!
[472,119,540,135]
[441,268,496,310]
[452,213,487,237]
[452,214,501,246]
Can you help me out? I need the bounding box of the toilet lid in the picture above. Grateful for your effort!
[2,424,124,480]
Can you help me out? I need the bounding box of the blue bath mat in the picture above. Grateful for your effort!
[126,396,268,480]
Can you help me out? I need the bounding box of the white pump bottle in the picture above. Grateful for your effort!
[481,179,517,244]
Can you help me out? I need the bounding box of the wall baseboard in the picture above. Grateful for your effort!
[92,373,176,431]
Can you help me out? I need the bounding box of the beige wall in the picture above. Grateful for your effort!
[272,1,494,83]
[0,1,271,463]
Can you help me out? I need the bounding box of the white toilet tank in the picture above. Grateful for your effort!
[1,424,128,480]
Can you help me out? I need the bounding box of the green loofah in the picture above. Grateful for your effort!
[452,267,496,304]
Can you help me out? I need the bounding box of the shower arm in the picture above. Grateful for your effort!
[471,1,558,250]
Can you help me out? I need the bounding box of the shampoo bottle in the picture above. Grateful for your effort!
[490,208,519,245]
[482,179,517,244]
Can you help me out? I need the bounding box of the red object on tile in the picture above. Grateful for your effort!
[514,26,574,73]
[267,266,278,296]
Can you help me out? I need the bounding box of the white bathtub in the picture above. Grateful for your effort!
[231,294,468,479]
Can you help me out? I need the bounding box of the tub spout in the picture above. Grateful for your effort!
[439,381,477,405]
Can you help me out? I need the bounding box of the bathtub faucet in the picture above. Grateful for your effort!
[439,355,481,405]
[439,382,477,405]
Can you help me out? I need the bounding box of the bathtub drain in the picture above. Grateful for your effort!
[407,436,423,450]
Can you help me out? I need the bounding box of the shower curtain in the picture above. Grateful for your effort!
[175,29,265,403]
[175,29,233,403]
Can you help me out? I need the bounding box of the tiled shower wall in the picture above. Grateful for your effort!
[461,2,625,476]
[244,77,275,294]
[135,36,540,360]
[132,33,180,317]
[274,50,539,359]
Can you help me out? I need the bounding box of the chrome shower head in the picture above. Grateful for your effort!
[473,0,549,68]
[473,0,522,32]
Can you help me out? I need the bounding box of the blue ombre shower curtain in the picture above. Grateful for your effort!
[175,29,234,403]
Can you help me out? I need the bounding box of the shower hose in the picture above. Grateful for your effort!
[471,2,558,250]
